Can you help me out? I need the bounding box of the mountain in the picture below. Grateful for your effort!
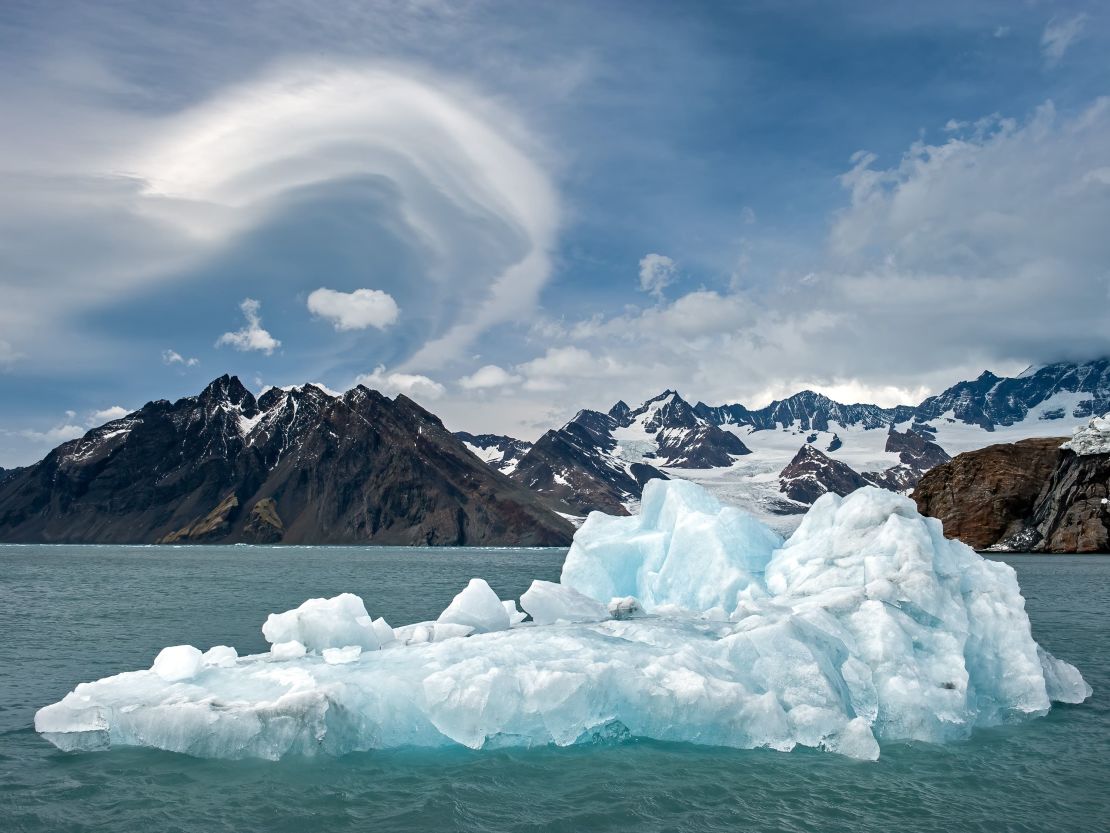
[915,360,1110,429]
[0,467,17,484]
[508,409,668,517]
[454,432,532,475]
[778,444,871,505]
[612,391,751,468]
[0,376,574,546]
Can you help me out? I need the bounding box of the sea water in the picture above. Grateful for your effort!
[1,544,1107,832]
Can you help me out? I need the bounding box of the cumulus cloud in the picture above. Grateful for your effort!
[638,253,677,299]
[307,287,399,331]
[162,349,198,367]
[458,364,521,389]
[355,365,445,401]
[216,298,281,355]
[88,406,129,425]
[17,421,85,446]
[518,346,627,392]
[484,97,1110,425]
[1041,14,1087,66]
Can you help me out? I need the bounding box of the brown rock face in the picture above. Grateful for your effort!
[912,438,1066,549]
[1029,451,1110,553]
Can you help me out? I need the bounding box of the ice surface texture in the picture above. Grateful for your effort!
[36,481,1090,761]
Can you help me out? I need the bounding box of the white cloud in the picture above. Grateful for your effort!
[162,349,198,367]
[638,253,677,300]
[1041,14,1087,67]
[518,346,627,391]
[88,405,129,425]
[17,422,85,445]
[355,365,445,401]
[458,364,521,389]
[216,298,281,355]
[0,339,21,367]
[307,287,399,331]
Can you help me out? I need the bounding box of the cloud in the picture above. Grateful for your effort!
[355,365,445,401]
[17,422,85,446]
[638,253,677,299]
[162,349,198,367]
[480,97,1110,424]
[0,339,21,367]
[0,62,558,376]
[216,298,281,355]
[518,346,626,391]
[458,364,521,389]
[88,406,129,425]
[1041,14,1087,67]
[307,287,400,331]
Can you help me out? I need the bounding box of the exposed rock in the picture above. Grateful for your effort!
[158,493,240,544]
[243,497,284,544]
[1027,450,1110,553]
[912,438,1066,550]
[0,375,574,546]
[778,444,871,504]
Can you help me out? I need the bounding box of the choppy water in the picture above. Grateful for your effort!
[1,545,1107,833]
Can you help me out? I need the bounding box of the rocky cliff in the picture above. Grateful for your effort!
[912,438,1066,550]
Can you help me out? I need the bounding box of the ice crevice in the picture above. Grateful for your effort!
[35,480,1091,761]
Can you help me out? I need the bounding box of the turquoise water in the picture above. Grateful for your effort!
[1,545,1107,833]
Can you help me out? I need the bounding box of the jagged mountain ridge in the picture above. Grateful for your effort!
[0,376,574,546]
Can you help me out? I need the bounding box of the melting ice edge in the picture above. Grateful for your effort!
[36,481,1091,760]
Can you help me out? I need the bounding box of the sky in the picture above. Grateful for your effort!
[1,0,1109,466]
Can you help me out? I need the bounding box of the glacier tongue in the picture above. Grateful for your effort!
[34,480,1090,761]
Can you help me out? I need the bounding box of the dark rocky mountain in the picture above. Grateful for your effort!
[913,438,1067,549]
[454,431,532,475]
[0,467,18,484]
[862,428,951,492]
[0,376,574,546]
[778,445,871,505]
[509,410,668,516]
[915,360,1110,429]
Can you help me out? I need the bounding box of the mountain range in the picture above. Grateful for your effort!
[1,359,1107,544]
[461,359,1110,529]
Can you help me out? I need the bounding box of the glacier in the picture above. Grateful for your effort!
[35,481,1090,761]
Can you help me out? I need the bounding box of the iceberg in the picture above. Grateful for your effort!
[35,481,1090,761]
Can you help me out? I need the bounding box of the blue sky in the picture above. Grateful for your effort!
[2,0,1109,465]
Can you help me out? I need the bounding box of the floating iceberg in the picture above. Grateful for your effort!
[35,481,1090,761]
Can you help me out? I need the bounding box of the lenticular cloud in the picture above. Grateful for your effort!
[35,481,1090,761]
